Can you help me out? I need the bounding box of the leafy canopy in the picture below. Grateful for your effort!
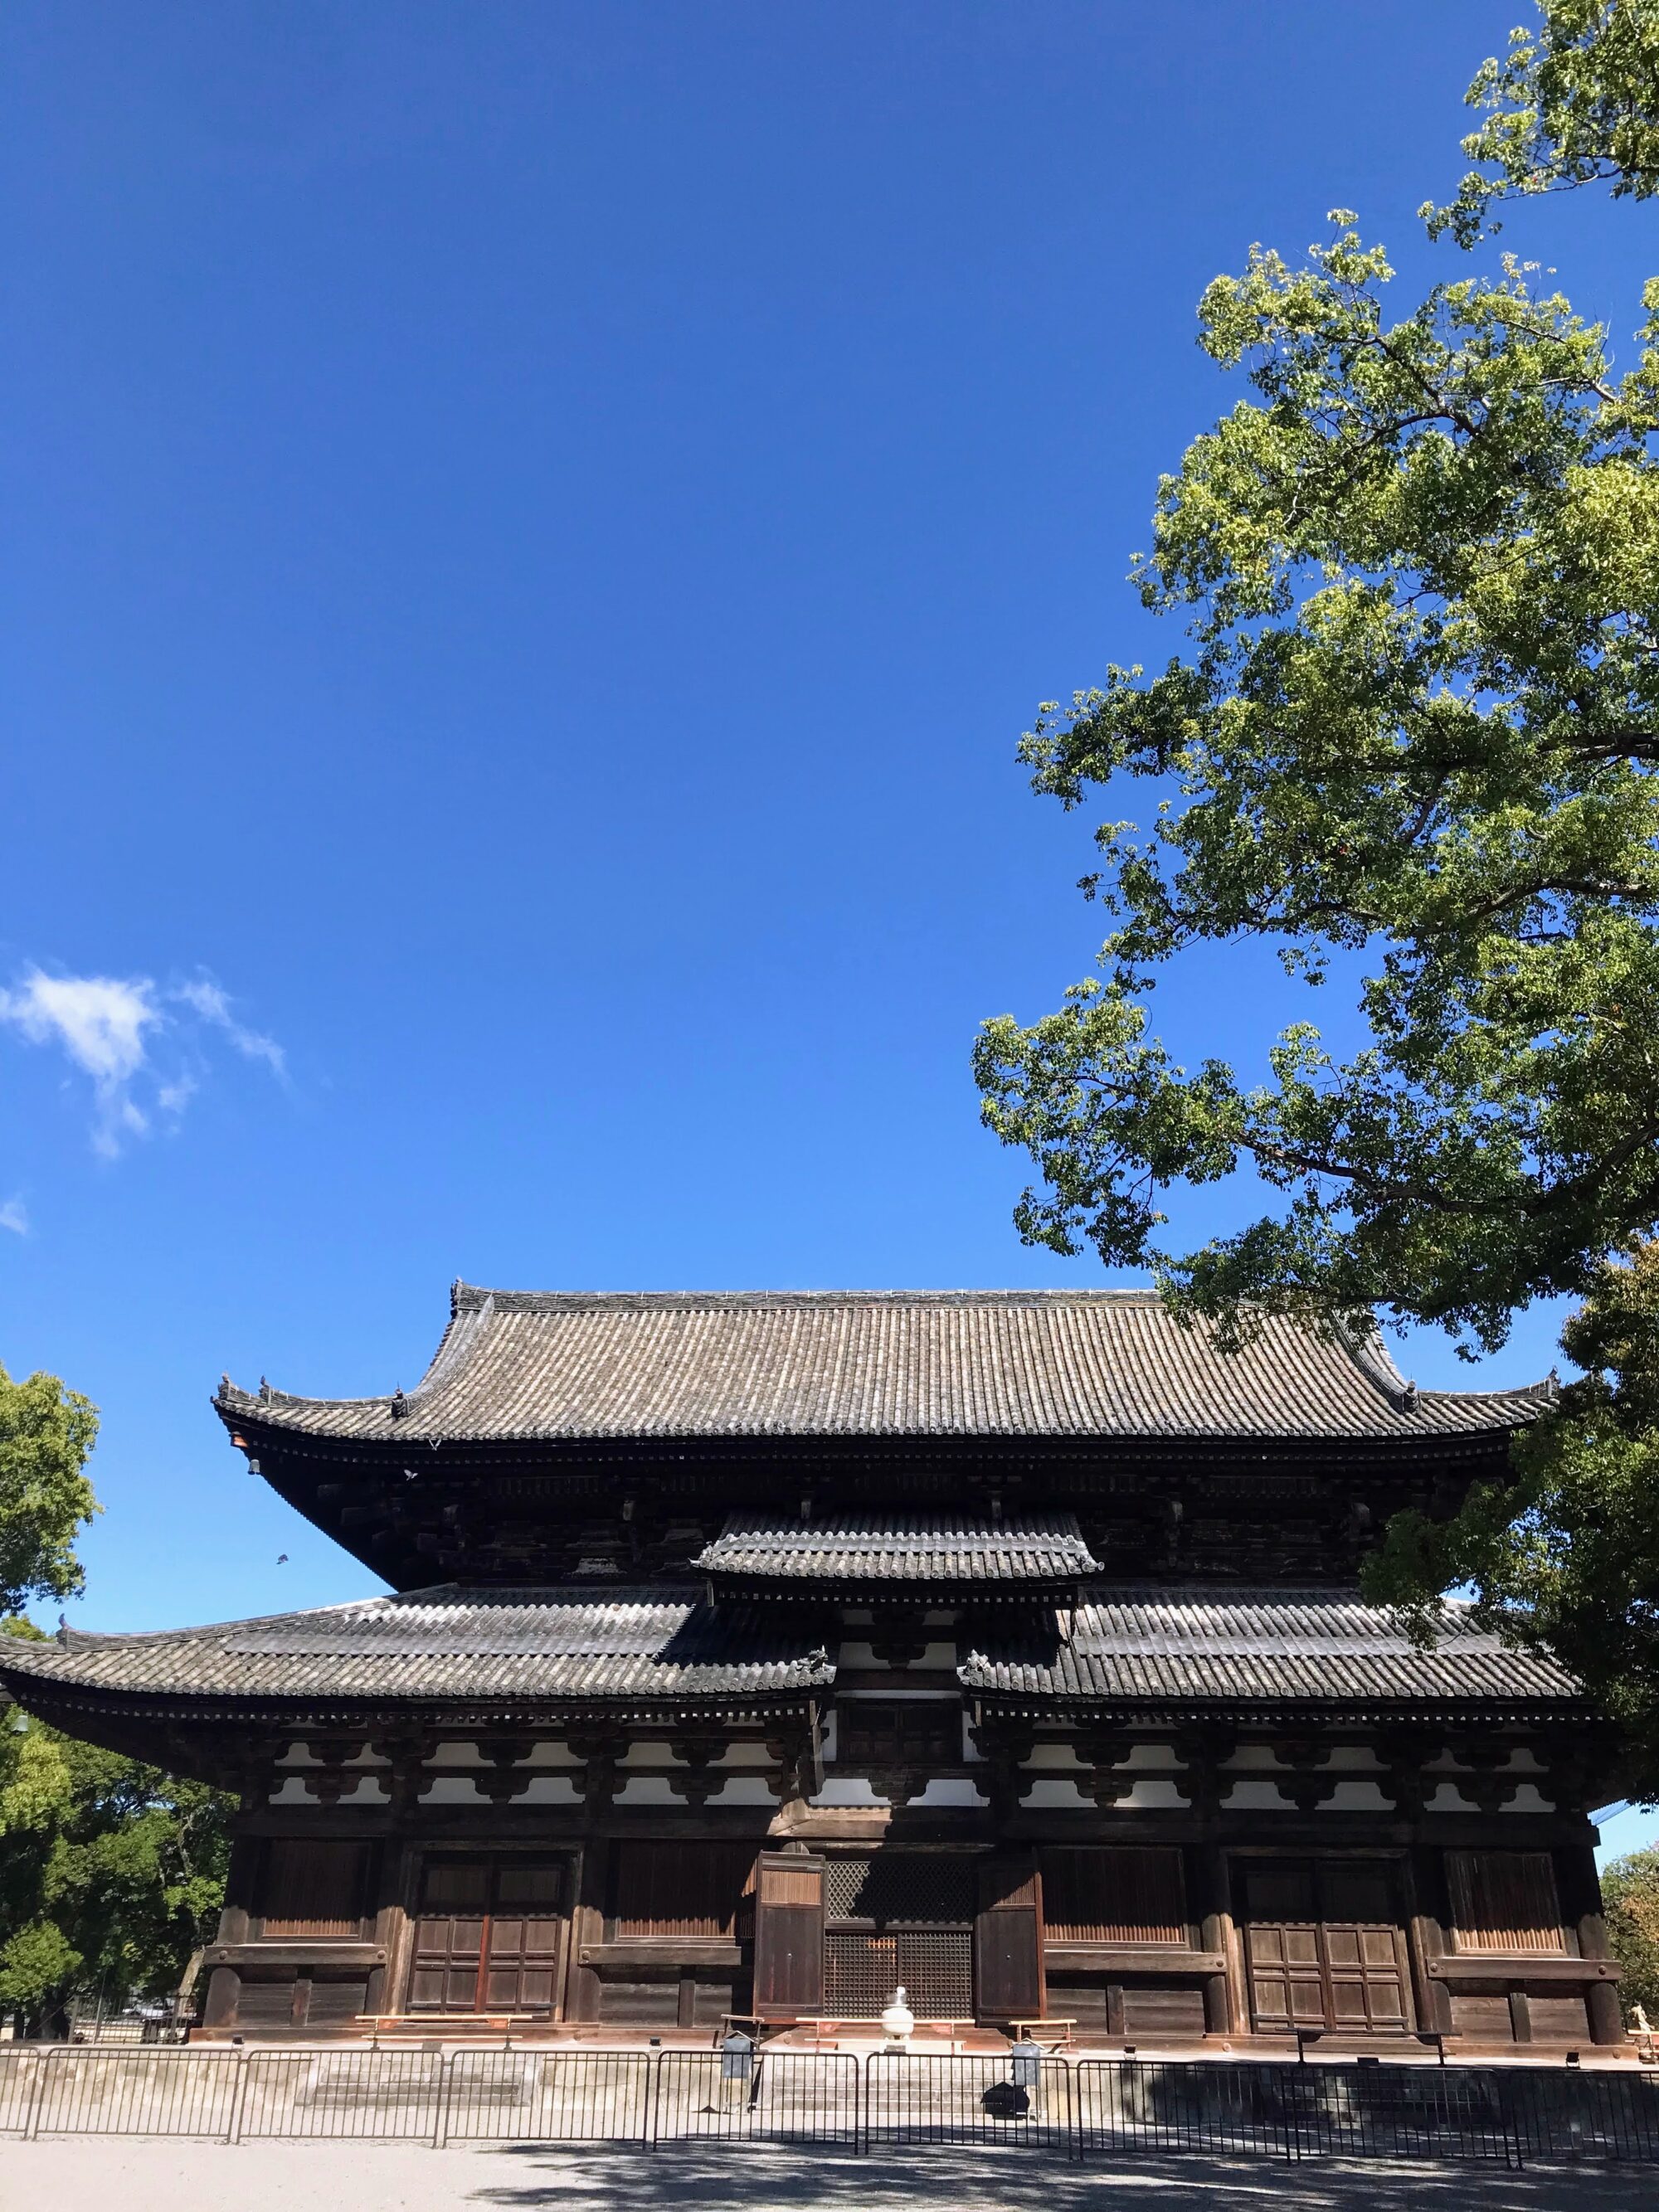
[1602,1845,1659,2018]
[1367,1245,1659,1779]
[1428,0,1659,246]
[0,1361,100,1616]
[0,1624,231,2029]
[976,12,1659,1359]
[978,0,1659,1796]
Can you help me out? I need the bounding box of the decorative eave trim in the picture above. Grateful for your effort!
[964,1692,1598,1728]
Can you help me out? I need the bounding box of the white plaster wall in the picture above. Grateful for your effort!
[708,1777,779,1806]
[811,1779,886,1807]
[516,1776,583,1805]
[1021,1778,1092,1811]
[907,1779,989,1809]
[1025,1743,1089,1771]
[276,1742,387,1768]
[1426,1782,1481,1812]
[1222,1779,1296,1811]
[613,1777,679,1806]
[421,1776,487,1805]
[1502,1783,1555,1813]
[265,1773,388,1806]
[1119,1777,1189,1809]
[1321,1781,1393,1811]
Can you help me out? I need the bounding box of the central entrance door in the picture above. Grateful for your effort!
[822,1852,975,2020]
[408,1856,567,2015]
[1239,1859,1411,2033]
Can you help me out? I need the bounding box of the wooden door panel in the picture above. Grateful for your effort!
[483,1915,562,2010]
[754,1852,825,2020]
[410,1860,566,2016]
[975,1856,1044,2021]
[1241,1860,1411,2035]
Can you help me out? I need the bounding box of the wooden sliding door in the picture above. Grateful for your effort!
[1240,1859,1410,2034]
[408,1857,567,2015]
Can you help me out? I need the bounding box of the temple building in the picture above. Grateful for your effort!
[0,1285,1628,2050]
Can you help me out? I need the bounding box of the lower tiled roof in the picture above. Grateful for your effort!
[695,1510,1099,1585]
[959,1588,1582,1712]
[0,1587,833,1711]
[0,1583,1583,1726]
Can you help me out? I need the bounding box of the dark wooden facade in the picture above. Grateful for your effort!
[0,1286,1627,2051]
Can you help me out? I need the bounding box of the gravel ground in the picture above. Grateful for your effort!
[6,2140,1656,2212]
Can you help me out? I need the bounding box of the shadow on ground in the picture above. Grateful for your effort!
[465,2142,1659,2211]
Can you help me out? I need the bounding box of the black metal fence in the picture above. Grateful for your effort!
[864,2051,1073,2152]
[656,2049,860,2146]
[2,2042,1657,2166]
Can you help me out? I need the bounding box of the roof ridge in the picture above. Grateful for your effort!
[452,1283,1170,1312]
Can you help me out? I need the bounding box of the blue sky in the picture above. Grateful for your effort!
[2,4,1652,1860]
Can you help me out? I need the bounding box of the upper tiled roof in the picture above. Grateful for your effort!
[216,1284,1549,1445]
[696,1510,1099,1586]
[0,1587,833,1714]
[959,1589,1581,1713]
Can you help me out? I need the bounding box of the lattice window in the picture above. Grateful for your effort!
[1041,1847,1188,1944]
[836,1703,960,1768]
[823,1929,972,2019]
[257,1840,373,1937]
[824,1852,976,1926]
[612,1841,755,1937]
[1446,1851,1565,1954]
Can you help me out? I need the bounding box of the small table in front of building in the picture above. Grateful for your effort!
[358,2013,538,2043]
[1008,2018,1077,2048]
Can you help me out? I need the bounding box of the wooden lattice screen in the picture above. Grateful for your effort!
[258,1840,374,1937]
[611,1840,756,1937]
[1445,1850,1566,1954]
[1041,1846,1188,1944]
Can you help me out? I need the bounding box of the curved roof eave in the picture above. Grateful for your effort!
[214,1281,1555,1448]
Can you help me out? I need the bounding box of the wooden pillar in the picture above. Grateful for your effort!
[1406,1845,1454,2036]
[202,1965,240,2030]
[1191,1844,1234,2035]
[1556,1837,1626,2047]
[367,1835,407,2017]
[566,1838,607,2023]
[216,1830,261,1945]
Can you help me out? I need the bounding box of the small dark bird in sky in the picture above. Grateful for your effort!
[276,1553,289,1565]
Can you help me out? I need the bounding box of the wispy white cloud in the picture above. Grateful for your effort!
[0,965,285,1157]
[172,976,286,1077]
[0,1198,27,1237]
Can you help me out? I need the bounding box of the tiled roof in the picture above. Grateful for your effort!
[696,1510,1099,1585]
[959,1588,1582,1713]
[0,1585,1581,1726]
[0,1588,833,1713]
[216,1283,1549,1444]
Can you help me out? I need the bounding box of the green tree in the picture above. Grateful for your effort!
[0,1360,100,1616]
[1603,1845,1659,2020]
[1428,0,1659,247]
[1367,1246,1659,1778]
[975,2,1659,1785]
[976,5,1659,1353]
[0,1624,231,2038]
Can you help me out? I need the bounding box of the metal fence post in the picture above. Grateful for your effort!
[21,2047,52,2142]
[648,2046,661,2149]
[431,2051,450,2150]
[225,2049,251,2145]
